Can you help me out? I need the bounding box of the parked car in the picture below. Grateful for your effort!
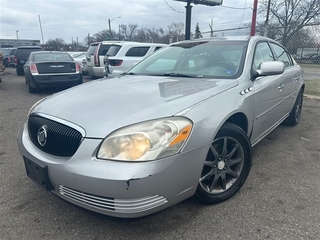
[85,41,121,78]
[310,54,320,64]
[103,42,167,77]
[17,36,304,218]
[71,52,88,75]
[14,46,44,75]
[0,48,16,67]
[23,51,82,93]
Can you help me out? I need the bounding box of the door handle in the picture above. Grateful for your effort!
[278,84,284,90]
[294,76,299,81]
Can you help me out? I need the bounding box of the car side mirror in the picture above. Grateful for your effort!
[252,61,285,80]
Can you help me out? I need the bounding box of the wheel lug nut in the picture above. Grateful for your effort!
[224,159,228,162]
[224,167,227,170]
[217,171,220,174]
[218,158,222,160]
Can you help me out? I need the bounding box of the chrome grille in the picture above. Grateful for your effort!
[28,115,82,157]
[59,185,168,213]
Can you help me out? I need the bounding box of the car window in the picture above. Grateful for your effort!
[16,48,43,58]
[87,44,98,55]
[106,45,121,57]
[154,46,163,52]
[269,43,293,68]
[253,42,274,69]
[99,44,113,56]
[125,47,150,57]
[33,53,73,62]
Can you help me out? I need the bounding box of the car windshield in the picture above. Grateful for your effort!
[128,40,247,79]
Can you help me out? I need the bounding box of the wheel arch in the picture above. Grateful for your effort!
[224,112,249,134]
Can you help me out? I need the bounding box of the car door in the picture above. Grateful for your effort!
[251,41,286,143]
[269,42,296,113]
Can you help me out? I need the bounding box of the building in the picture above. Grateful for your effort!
[0,39,41,48]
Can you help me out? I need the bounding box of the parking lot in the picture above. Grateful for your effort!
[0,67,319,240]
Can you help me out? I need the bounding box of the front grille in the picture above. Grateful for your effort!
[28,115,82,157]
[59,185,168,213]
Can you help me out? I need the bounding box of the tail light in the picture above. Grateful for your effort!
[30,63,39,75]
[76,63,81,73]
[14,56,18,65]
[108,60,123,66]
[94,43,100,67]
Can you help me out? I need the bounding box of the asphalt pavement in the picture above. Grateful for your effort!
[0,68,319,240]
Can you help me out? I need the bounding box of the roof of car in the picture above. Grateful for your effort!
[16,46,43,49]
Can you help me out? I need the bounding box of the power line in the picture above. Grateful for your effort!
[163,0,184,13]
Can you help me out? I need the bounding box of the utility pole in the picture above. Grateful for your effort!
[185,0,192,40]
[209,19,214,37]
[38,15,45,44]
[16,30,19,40]
[108,17,121,40]
[250,0,258,36]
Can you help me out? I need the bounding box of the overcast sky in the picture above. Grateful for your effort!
[0,0,256,44]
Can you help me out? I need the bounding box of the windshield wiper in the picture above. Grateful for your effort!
[164,72,202,78]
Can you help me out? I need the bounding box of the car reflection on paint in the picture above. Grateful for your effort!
[17,36,304,218]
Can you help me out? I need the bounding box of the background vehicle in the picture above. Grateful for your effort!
[85,41,120,78]
[71,52,88,75]
[23,51,82,93]
[310,54,320,64]
[0,48,17,67]
[103,42,167,77]
[14,46,44,75]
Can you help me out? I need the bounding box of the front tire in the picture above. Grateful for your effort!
[193,123,252,204]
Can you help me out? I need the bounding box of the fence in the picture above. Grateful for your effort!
[267,23,320,97]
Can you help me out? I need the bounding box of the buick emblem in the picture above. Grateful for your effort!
[37,125,48,146]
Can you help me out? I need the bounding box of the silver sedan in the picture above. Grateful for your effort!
[17,36,304,218]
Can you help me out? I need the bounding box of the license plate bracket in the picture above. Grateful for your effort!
[23,155,54,191]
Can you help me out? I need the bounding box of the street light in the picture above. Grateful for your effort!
[108,16,121,40]
[16,30,19,40]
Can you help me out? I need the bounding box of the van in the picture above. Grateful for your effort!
[104,42,167,77]
[85,41,121,78]
[14,46,44,76]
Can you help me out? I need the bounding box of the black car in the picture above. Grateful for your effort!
[14,46,44,75]
[0,48,17,67]
[24,51,83,93]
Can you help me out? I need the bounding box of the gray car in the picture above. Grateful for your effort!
[17,36,304,218]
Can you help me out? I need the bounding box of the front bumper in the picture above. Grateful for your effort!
[17,124,208,218]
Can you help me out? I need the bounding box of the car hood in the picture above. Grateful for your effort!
[32,75,238,138]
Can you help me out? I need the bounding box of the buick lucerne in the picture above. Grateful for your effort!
[17,36,304,218]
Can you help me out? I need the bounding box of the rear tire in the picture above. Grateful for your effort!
[193,123,252,204]
[283,89,303,126]
[4,59,8,67]
[16,68,23,76]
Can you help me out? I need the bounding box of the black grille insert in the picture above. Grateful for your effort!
[28,116,82,157]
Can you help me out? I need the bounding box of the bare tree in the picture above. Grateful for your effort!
[45,38,65,51]
[168,22,185,42]
[259,0,320,47]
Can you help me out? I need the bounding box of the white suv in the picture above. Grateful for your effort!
[103,42,167,77]
[86,41,121,78]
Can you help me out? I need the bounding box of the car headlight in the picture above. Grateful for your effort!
[97,117,193,161]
